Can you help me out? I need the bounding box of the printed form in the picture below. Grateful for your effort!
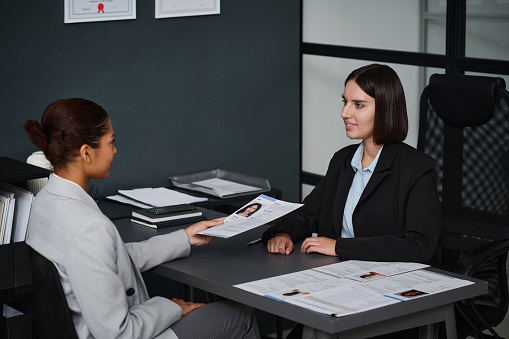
[198,194,303,238]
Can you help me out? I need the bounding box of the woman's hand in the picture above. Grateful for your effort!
[301,237,338,256]
[171,298,205,316]
[267,233,294,255]
[184,217,226,246]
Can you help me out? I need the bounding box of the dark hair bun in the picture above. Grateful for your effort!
[24,120,47,151]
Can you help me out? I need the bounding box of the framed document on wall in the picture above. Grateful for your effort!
[155,0,220,19]
[64,0,136,24]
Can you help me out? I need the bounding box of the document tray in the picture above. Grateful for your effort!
[169,169,270,199]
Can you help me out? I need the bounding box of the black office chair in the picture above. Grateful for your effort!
[27,246,78,339]
[418,74,509,338]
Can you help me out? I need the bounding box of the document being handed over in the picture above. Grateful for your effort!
[198,194,303,238]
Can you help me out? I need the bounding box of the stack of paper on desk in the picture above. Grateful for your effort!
[130,204,205,229]
[107,187,208,208]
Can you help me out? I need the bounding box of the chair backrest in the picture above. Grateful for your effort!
[418,74,509,245]
[27,246,78,339]
[418,74,509,336]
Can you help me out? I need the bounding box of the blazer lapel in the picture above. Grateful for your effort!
[332,150,356,237]
[355,143,399,209]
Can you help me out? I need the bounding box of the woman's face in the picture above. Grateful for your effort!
[245,204,259,214]
[90,119,117,179]
[340,80,376,143]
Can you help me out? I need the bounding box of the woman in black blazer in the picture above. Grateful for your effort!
[263,64,441,268]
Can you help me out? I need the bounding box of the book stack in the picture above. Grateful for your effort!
[131,204,205,229]
[0,184,34,244]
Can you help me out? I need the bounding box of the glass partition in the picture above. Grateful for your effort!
[303,0,438,53]
[302,56,440,176]
[465,1,509,60]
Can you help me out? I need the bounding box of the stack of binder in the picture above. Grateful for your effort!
[130,204,205,229]
[0,184,34,244]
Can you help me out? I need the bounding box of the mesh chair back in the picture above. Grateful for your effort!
[417,74,509,337]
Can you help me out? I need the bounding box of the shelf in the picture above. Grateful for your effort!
[0,157,51,184]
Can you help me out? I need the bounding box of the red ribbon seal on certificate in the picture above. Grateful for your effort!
[98,3,105,13]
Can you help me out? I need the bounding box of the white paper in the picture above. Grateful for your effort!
[106,194,153,209]
[287,285,400,316]
[156,0,220,19]
[65,0,136,23]
[192,178,261,197]
[312,261,429,283]
[236,269,350,301]
[118,187,207,207]
[235,261,472,318]
[198,194,303,238]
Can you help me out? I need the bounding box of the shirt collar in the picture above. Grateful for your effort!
[350,142,384,172]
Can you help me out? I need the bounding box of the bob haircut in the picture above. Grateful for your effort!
[345,64,408,145]
[237,203,262,217]
[24,98,110,170]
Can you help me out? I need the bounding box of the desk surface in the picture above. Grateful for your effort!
[113,210,487,337]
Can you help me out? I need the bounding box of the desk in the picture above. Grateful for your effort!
[114,210,487,339]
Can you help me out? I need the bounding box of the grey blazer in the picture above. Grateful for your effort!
[27,174,190,339]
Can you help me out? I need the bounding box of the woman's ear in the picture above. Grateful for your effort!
[79,144,93,164]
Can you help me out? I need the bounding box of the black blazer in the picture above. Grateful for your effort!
[263,142,442,267]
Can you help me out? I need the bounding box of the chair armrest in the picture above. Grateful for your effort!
[451,239,509,276]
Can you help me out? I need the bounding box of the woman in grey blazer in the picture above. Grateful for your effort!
[24,98,259,339]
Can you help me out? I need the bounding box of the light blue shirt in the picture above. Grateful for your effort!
[341,143,383,238]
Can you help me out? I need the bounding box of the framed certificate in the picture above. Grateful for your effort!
[64,0,136,24]
[155,0,220,19]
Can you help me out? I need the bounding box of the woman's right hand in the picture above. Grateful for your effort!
[267,233,294,255]
[171,298,205,316]
[184,218,226,247]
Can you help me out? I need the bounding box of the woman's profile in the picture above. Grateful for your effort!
[24,98,260,339]
[264,64,441,339]
[236,203,262,217]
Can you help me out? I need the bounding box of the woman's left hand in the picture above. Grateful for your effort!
[301,237,338,256]
[184,217,226,246]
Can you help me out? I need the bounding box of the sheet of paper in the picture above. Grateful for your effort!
[235,260,472,318]
[105,194,153,209]
[235,261,428,301]
[355,269,473,301]
[156,0,220,19]
[235,269,351,301]
[288,270,473,317]
[192,178,261,196]
[312,261,429,283]
[118,187,207,207]
[287,285,400,317]
[198,194,303,238]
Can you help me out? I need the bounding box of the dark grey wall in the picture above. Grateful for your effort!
[0,1,301,200]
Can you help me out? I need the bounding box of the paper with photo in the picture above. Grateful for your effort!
[198,194,303,238]
[235,260,472,318]
[235,269,351,301]
[312,261,428,283]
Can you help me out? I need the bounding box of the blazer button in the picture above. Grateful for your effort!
[126,288,135,296]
